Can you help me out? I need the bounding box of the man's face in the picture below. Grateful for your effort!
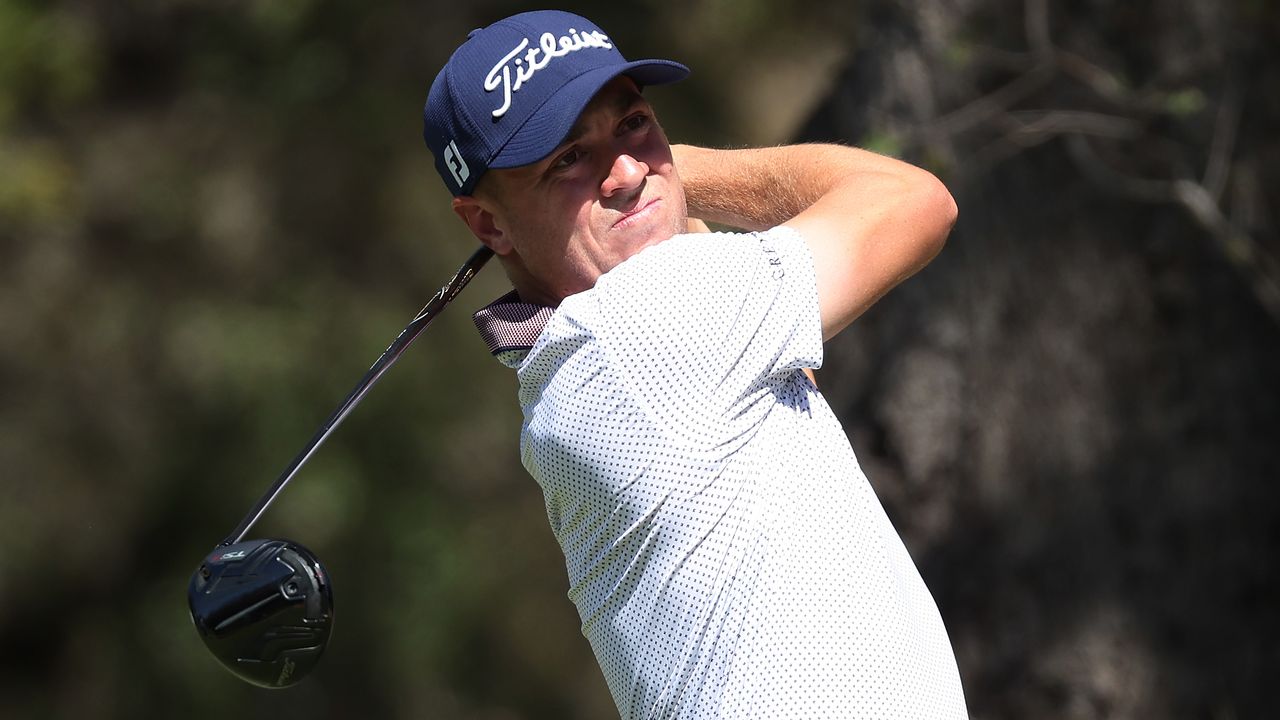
[457,76,688,305]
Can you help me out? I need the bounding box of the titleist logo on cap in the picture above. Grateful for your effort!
[484,28,613,118]
[423,10,688,197]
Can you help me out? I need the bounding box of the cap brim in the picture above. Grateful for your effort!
[489,59,689,170]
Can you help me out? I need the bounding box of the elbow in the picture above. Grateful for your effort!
[917,171,956,262]
[938,177,959,236]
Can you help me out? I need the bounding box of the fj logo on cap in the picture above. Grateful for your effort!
[485,28,613,119]
[444,140,470,188]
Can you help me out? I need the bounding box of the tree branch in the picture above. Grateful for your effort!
[1203,85,1239,202]
[1066,135,1280,327]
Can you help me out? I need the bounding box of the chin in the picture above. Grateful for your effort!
[642,222,682,251]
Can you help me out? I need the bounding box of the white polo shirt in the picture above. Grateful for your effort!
[473,227,967,719]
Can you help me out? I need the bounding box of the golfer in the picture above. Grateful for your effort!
[424,10,967,719]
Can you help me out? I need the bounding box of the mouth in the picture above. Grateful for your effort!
[611,198,661,230]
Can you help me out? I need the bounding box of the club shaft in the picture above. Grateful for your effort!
[220,246,495,546]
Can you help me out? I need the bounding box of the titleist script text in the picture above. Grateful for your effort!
[485,28,613,118]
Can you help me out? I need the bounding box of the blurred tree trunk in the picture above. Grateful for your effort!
[800,1,1280,717]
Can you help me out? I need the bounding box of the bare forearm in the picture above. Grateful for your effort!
[673,143,928,230]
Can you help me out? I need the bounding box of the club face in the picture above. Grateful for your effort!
[188,539,334,688]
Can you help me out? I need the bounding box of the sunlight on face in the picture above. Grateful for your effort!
[483,76,688,305]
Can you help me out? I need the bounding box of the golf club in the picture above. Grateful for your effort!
[188,245,494,688]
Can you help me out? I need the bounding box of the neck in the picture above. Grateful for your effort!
[500,257,563,308]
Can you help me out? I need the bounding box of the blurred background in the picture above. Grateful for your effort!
[1,0,1277,718]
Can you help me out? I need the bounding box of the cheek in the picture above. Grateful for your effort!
[514,192,591,257]
[552,184,605,237]
[642,125,675,167]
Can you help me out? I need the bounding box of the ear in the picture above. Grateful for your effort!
[452,196,513,255]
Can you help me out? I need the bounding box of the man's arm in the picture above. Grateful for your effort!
[673,144,957,341]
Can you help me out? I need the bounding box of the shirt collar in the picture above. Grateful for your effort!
[472,290,555,367]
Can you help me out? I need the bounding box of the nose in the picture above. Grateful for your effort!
[600,153,649,198]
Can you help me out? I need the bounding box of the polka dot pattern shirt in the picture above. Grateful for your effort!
[473,227,968,719]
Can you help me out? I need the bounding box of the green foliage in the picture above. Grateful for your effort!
[861,130,904,158]
[1164,87,1207,116]
[0,138,72,228]
[0,0,99,127]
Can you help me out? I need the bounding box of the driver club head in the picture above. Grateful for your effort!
[188,538,334,688]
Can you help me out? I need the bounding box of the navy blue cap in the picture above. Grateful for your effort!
[423,10,689,196]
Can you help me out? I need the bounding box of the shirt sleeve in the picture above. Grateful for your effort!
[581,225,823,450]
